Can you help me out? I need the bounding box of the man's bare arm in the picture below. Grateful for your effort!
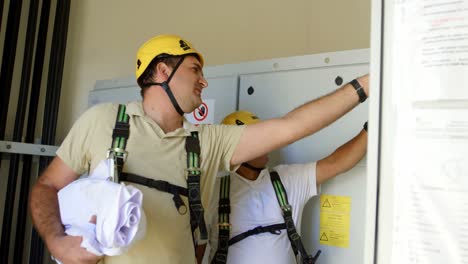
[30,157,78,242]
[316,127,368,185]
[30,156,101,263]
[231,75,369,166]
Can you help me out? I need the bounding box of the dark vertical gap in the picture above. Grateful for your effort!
[11,0,39,262]
[48,0,70,145]
[31,0,71,262]
[0,0,23,160]
[0,0,4,32]
[27,0,51,262]
[0,0,24,262]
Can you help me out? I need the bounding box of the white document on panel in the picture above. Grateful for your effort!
[389,0,468,263]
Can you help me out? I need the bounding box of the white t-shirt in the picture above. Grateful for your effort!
[208,162,318,264]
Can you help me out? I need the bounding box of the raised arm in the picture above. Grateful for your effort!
[230,75,369,166]
[30,156,101,263]
[316,125,368,185]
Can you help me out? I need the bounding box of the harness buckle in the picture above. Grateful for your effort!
[217,222,232,230]
[215,252,228,264]
[185,167,202,174]
[281,204,292,212]
[252,226,264,234]
[107,147,128,160]
[303,250,322,264]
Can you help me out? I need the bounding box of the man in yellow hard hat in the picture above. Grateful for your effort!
[202,110,367,264]
[30,34,369,264]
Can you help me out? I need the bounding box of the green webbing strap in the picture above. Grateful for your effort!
[113,104,129,148]
[109,104,130,182]
[212,175,231,264]
[272,176,289,208]
[185,131,208,246]
[270,171,321,264]
[218,175,230,226]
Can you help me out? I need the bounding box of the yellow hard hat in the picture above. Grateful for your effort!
[135,34,204,79]
[222,110,261,125]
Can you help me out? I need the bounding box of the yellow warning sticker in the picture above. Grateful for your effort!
[319,194,351,248]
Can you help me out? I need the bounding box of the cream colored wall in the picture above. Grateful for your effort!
[58,0,370,142]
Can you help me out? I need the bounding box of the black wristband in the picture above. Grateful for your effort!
[350,79,367,103]
[364,121,368,132]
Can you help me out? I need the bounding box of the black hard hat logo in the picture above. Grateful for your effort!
[180,40,191,51]
[137,59,142,69]
[235,120,244,125]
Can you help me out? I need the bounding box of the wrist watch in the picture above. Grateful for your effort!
[350,79,367,103]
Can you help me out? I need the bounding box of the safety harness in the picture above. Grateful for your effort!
[212,171,321,264]
[108,104,208,248]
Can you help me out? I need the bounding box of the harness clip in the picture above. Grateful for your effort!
[107,148,128,182]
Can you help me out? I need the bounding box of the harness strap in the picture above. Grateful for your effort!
[270,171,321,264]
[185,131,208,245]
[212,175,231,264]
[120,172,188,214]
[108,104,130,182]
[228,223,285,246]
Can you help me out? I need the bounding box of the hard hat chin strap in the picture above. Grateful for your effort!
[159,81,185,116]
[147,56,186,116]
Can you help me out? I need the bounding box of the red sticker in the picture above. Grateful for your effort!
[193,102,209,121]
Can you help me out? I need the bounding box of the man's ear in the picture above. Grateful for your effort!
[155,62,170,80]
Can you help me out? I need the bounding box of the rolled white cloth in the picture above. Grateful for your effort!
[58,159,145,256]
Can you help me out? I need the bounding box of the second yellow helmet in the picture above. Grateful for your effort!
[222,110,261,126]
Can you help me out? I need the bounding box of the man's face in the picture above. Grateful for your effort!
[169,55,208,113]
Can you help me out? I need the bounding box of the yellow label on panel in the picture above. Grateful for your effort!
[319,194,351,248]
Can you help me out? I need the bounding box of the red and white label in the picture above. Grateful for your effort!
[193,102,209,121]
[185,99,215,125]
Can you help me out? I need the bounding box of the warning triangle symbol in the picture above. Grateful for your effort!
[322,199,331,208]
[320,232,329,241]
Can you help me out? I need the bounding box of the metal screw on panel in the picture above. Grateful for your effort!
[247,86,254,95]
[40,148,46,152]
[335,76,343,86]
[6,144,11,149]
[324,57,330,63]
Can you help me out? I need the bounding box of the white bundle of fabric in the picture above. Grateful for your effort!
[58,159,145,256]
